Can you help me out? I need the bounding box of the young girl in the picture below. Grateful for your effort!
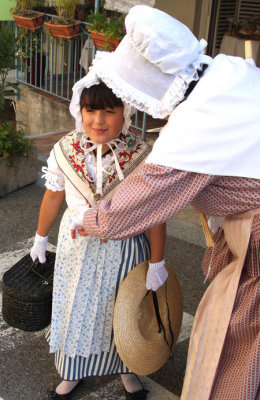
[30,75,167,400]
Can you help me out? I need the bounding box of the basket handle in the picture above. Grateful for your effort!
[29,258,52,286]
[199,213,214,248]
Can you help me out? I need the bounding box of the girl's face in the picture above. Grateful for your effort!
[82,106,124,145]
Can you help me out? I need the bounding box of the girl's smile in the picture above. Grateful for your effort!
[82,107,124,152]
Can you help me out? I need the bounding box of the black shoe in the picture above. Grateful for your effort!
[124,376,149,400]
[47,391,71,400]
[46,380,83,399]
[125,387,149,400]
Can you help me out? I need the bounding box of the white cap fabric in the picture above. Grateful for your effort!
[147,55,260,179]
[91,5,212,118]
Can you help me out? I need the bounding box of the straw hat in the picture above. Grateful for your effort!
[113,260,183,375]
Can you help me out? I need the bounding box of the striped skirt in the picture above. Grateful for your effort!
[46,232,150,380]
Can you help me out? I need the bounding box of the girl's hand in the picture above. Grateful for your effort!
[146,259,168,291]
[30,232,48,263]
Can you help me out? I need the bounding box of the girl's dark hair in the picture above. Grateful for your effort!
[183,64,208,99]
[80,81,123,111]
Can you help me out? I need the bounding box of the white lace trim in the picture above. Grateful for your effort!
[93,44,212,119]
[42,166,65,192]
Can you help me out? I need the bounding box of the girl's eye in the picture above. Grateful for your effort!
[86,109,94,112]
[106,109,115,114]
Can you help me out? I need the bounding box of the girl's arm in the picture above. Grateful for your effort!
[148,223,166,263]
[146,223,167,291]
[30,189,65,263]
[37,189,65,236]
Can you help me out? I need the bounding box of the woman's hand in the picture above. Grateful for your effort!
[70,211,88,239]
[70,211,107,242]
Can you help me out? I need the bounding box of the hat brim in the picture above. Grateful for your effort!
[113,260,183,375]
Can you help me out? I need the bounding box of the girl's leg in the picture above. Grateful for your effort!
[120,374,142,393]
[55,380,80,395]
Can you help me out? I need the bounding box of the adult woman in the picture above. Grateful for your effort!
[78,5,260,400]
[30,74,166,399]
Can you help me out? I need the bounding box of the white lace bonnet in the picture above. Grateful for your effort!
[91,5,212,119]
[69,68,134,134]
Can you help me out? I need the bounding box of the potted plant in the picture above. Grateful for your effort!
[44,0,81,40]
[87,10,125,51]
[75,0,94,22]
[11,0,45,32]
[0,23,38,197]
[0,24,20,123]
[0,122,38,196]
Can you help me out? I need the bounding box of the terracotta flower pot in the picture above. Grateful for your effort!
[44,20,81,40]
[88,30,120,51]
[12,12,44,32]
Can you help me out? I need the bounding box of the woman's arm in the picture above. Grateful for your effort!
[83,164,214,240]
[37,189,65,236]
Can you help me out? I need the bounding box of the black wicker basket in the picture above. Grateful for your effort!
[2,251,55,332]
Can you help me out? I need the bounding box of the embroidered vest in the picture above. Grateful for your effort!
[54,130,151,207]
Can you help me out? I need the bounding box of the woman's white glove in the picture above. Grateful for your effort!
[70,210,85,231]
[146,259,168,291]
[30,232,48,263]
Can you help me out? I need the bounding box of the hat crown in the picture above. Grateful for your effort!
[125,5,201,74]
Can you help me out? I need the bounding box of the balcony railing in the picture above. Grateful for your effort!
[15,13,147,139]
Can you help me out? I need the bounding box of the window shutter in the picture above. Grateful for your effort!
[207,0,260,57]
[239,0,260,19]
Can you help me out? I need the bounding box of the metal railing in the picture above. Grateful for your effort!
[15,13,147,139]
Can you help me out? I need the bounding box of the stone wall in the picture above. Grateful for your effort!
[16,84,75,136]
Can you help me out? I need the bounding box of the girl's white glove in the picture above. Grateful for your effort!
[70,210,85,231]
[146,259,168,291]
[208,216,224,234]
[30,232,48,263]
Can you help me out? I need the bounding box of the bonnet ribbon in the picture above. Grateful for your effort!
[81,136,125,195]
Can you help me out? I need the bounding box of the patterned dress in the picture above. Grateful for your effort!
[83,164,260,400]
[43,131,151,380]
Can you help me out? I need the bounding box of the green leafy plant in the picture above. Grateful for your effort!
[88,10,125,40]
[0,122,34,166]
[16,28,43,58]
[0,24,20,116]
[11,0,38,16]
[54,0,79,24]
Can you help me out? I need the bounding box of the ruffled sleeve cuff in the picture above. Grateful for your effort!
[42,149,65,191]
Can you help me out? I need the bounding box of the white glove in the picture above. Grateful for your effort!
[30,232,48,263]
[70,210,85,231]
[146,259,168,291]
[208,216,224,234]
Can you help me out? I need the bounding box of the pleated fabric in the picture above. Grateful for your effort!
[46,223,150,380]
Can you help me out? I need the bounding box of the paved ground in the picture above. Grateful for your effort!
[0,147,209,400]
